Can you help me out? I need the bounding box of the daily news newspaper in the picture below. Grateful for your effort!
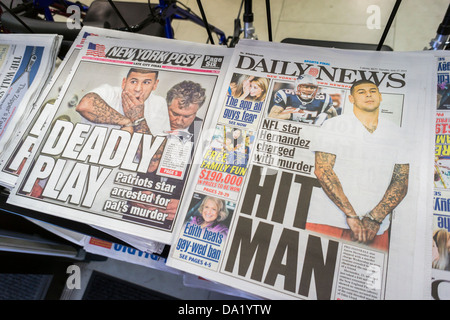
[432,50,450,300]
[0,34,61,158]
[7,34,231,245]
[166,39,436,300]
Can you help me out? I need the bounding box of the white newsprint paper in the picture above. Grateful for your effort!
[0,34,61,158]
[166,39,436,300]
[7,34,232,245]
[0,26,165,189]
[431,50,450,300]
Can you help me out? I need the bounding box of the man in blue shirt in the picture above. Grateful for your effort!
[268,74,336,125]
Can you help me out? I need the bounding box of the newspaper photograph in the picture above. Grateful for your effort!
[0,27,172,189]
[7,34,231,245]
[432,51,450,300]
[167,39,436,300]
[174,192,235,271]
[196,124,253,201]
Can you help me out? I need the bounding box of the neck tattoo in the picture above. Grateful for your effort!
[363,123,377,133]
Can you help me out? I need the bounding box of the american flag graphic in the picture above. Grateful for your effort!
[86,43,106,57]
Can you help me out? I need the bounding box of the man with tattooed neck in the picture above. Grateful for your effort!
[307,80,409,251]
[76,68,170,136]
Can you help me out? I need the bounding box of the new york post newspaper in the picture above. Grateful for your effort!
[0,27,164,190]
[7,34,232,245]
[167,40,436,300]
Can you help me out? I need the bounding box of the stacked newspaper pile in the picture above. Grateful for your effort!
[0,27,232,256]
[0,28,169,255]
[0,26,443,299]
[0,34,62,166]
[432,51,450,300]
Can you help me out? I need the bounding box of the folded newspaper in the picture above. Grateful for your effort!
[165,39,436,300]
[432,50,450,300]
[6,33,232,246]
[0,27,169,189]
[0,33,62,161]
[0,26,196,254]
[1,30,438,299]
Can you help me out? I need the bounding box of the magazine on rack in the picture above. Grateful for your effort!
[432,50,450,300]
[0,34,62,158]
[166,39,436,300]
[7,34,232,245]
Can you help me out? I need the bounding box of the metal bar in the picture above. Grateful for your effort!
[106,0,131,31]
[171,6,227,44]
[0,1,34,33]
[0,231,82,259]
[43,6,54,21]
[196,0,214,44]
[429,4,450,50]
[376,0,401,51]
[266,0,272,41]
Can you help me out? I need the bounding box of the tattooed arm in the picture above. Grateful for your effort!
[314,151,366,242]
[362,163,409,241]
[76,92,133,127]
[121,91,151,135]
[76,92,151,135]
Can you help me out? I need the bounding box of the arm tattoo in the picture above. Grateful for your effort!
[124,106,143,122]
[78,92,130,126]
[134,120,151,135]
[371,163,409,220]
[314,151,357,217]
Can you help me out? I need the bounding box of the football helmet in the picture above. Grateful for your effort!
[295,74,318,101]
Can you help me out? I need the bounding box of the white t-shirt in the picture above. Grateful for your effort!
[73,84,170,213]
[90,84,170,135]
[308,112,409,234]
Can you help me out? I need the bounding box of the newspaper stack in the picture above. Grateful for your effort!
[166,39,437,300]
[0,26,217,255]
[5,29,232,249]
[0,34,62,167]
[0,28,441,299]
[0,28,153,189]
[432,50,450,300]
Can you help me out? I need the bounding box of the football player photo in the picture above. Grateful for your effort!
[268,74,337,125]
